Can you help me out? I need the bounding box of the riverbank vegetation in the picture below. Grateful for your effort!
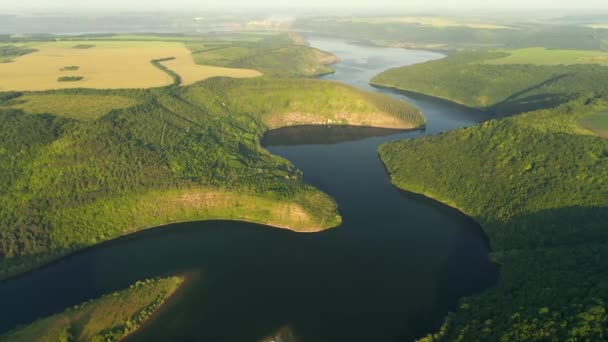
[378,55,608,340]
[1,276,184,341]
[0,71,423,281]
[372,50,608,116]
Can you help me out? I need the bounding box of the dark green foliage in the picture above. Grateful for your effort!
[380,88,608,340]
[0,75,418,280]
[0,91,23,103]
[372,51,608,116]
[60,66,79,71]
[0,45,37,63]
[57,76,84,82]
[441,243,608,341]
[72,44,95,49]
[151,57,181,86]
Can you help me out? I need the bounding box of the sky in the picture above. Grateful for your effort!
[2,0,608,12]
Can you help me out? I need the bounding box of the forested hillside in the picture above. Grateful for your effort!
[0,77,423,281]
[372,51,608,116]
[186,33,338,77]
[377,57,608,340]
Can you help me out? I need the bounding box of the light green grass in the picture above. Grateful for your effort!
[6,94,139,121]
[579,111,608,137]
[191,46,253,66]
[486,47,608,65]
[1,276,184,342]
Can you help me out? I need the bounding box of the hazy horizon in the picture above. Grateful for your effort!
[2,0,608,13]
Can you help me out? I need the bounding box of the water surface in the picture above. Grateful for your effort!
[0,38,497,342]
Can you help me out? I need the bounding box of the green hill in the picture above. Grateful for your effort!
[377,57,608,340]
[0,77,423,281]
[371,51,608,116]
[186,33,338,77]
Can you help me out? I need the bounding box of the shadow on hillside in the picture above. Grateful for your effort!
[481,205,608,252]
[491,93,576,117]
[262,125,416,146]
[490,74,574,116]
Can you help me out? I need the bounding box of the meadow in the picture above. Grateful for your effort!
[485,47,608,65]
[0,40,260,91]
[1,276,184,342]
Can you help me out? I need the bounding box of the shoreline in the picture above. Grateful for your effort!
[369,83,491,117]
[0,103,424,283]
[121,271,199,341]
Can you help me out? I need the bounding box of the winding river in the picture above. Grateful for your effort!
[0,38,497,341]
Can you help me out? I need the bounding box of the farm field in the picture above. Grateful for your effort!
[0,40,260,91]
[486,47,608,65]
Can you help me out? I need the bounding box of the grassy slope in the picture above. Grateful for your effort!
[1,276,184,342]
[485,47,608,65]
[371,51,608,116]
[0,77,423,281]
[376,57,608,340]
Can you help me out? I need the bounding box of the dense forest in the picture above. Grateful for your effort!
[0,76,423,281]
[372,51,608,116]
[378,58,608,340]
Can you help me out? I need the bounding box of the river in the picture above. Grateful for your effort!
[0,37,497,342]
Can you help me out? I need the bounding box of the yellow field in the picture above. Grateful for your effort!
[0,41,260,91]
[9,94,139,121]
